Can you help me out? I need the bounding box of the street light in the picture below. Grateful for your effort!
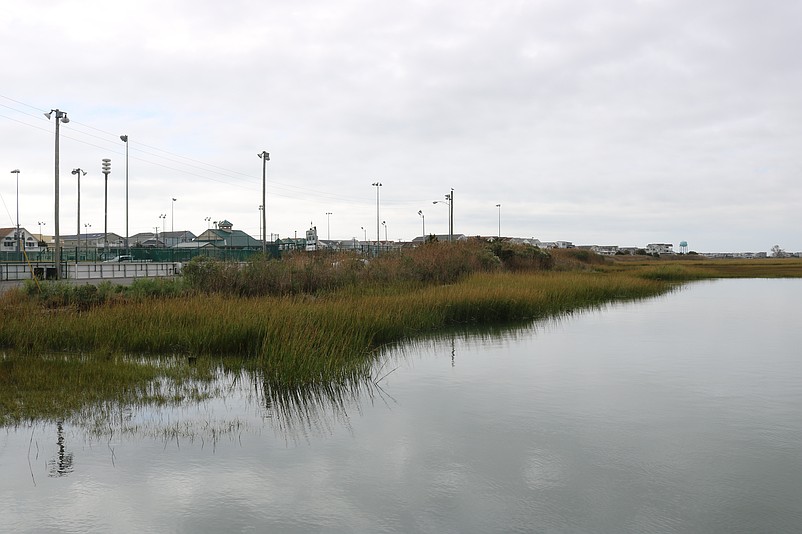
[171,197,177,234]
[45,109,69,279]
[159,214,166,246]
[382,220,388,243]
[101,159,111,254]
[433,199,450,242]
[372,182,382,248]
[258,151,269,255]
[38,221,46,244]
[205,216,211,231]
[418,210,425,240]
[84,223,91,253]
[496,203,501,239]
[10,169,20,253]
[446,189,453,242]
[325,211,333,241]
[71,168,86,242]
[120,135,129,254]
[360,226,366,241]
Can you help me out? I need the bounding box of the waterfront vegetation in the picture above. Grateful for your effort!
[2,241,802,425]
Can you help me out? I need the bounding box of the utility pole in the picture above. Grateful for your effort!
[102,159,111,254]
[45,109,69,279]
[258,151,269,254]
[372,182,382,252]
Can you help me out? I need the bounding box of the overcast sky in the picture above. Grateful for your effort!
[2,0,800,252]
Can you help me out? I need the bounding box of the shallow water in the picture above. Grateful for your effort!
[2,279,801,533]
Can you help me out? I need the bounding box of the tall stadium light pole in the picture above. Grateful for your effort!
[372,182,382,250]
[45,109,69,279]
[258,151,269,254]
[71,168,86,241]
[418,210,425,239]
[120,135,129,254]
[10,170,20,252]
[325,211,332,241]
[496,203,501,239]
[102,159,111,254]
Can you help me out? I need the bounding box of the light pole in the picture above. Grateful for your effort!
[10,169,20,252]
[205,216,211,231]
[258,151,269,255]
[171,198,177,234]
[372,182,382,248]
[84,223,91,254]
[101,159,111,254]
[418,210,425,240]
[382,220,388,243]
[360,226,366,241]
[45,109,69,279]
[325,211,333,241]
[433,197,451,242]
[120,135,129,254]
[159,214,166,247]
[71,168,86,243]
[38,221,46,244]
[446,189,453,242]
[496,203,501,239]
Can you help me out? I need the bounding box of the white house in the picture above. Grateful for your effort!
[646,243,674,255]
[0,227,43,253]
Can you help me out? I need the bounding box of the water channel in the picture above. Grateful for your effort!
[2,278,801,533]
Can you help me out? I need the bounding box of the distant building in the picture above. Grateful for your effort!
[0,227,43,252]
[59,232,124,249]
[160,230,197,248]
[646,243,674,255]
[590,245,619,256]
[196,220,260,249]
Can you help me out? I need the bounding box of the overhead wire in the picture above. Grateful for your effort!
[1,94,377,205]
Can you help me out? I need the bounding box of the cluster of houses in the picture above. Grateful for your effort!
[0,221,788,258]
[0,220,259,253]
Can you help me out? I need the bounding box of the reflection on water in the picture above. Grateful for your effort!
[47,421,74,478]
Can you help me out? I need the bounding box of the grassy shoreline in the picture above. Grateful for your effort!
[3,252,802,425]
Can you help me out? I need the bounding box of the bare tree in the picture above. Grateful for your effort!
[771,245,787,258]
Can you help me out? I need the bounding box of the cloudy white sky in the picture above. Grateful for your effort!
[2,0,800,252]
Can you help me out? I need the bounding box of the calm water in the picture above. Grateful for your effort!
[2,279,801,533]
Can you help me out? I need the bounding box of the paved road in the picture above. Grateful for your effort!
[0,276,165,294]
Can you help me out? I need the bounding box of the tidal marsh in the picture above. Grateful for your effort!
[3,244,801,426]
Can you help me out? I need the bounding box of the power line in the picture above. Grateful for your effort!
[1,94,375,205]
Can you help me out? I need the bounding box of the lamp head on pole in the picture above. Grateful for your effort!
[45,109,69,123]
[71,168,86,176]
[120,135,128,143]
